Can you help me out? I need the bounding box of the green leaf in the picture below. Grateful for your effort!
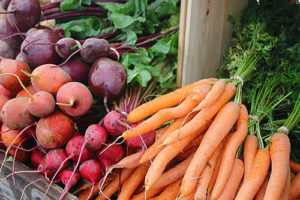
[95,2,124,12]
[149,38,172,55]
[6,156,13,163]
[60,0,84,12]
[136,70,152,87]
[58,17,104,39]
[123,30,138,46]
[111,13,136,29]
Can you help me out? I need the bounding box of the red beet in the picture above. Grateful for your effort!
[60,57,90,83]
[103,110,127,136]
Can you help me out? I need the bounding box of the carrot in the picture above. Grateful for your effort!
[208,145,224,193]
[235,148,271,200]
[279,166,291,200]
[244,134,258,179]
[115,151,143,168]
[194,142,223,200]
[144,120,211,190]
[117,165,149,200]
[289,172,300,200]
[122,84,211,139]
[180,101,240,197]
[152,153,194,189]
[264,133,291,200]
[254,176,269,200]
[155,126,169,140]
[131,187,164,200]
[290,161,300,174]
[140,112,197,164]
[211,104,248,200]
[127,78,217,123]
[215,158,244,200]
[163,83,237,145]
[95,168,135,200]
[150,178,182,200]
[193,80,225,111]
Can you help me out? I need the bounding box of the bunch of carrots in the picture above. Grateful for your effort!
[77,67,300,200]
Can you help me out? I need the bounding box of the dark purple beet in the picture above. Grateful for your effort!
[26,26,52,36]
[88,57,126,99]
[0,0,11,10]
[80,38,110,63]
[21,29,59,68]
[55,38,79,59]
[0,16,22,46]
[6,0,41,32]
[0,40,17,58]
[61,57,89,83]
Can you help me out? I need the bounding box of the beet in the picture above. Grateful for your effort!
[80,38,110,63]
[0,16,22,46]
[0,0,11,10]
[84,124,107,151]
[103,110,127,136]
[88,57,126,99]
[0,40,16,59]
[21,29,59,68]
[30,150,45,169]
[55,38,79,59]
[7,0,41,32]
[97,144,124,170]
[61,57,89,83]
[65,135,92,162]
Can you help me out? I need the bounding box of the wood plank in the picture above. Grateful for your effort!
[176,0,188,87]
[0,153,78,200]
[177,0,247,87]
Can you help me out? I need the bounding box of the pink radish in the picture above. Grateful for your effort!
[103,110,127,136]
[97,144,124,171]
[56,82,93,117]
[36,111,74,149]
[125,123,156,149]
[65,135,92,162]
[60,170,80,192]
[30,150,45,169]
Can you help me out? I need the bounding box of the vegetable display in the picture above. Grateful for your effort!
[0,0,299,200]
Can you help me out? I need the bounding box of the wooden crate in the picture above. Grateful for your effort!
[0,153,78,200]
[177,0,248,87]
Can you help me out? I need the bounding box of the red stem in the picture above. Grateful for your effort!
[43,11,106,20]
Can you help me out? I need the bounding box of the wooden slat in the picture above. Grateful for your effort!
[0,153,78,200]
[177,0,247,87]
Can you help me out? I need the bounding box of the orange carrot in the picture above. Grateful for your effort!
[140,112,197,164]
[211,104,248,200]
[254,176,269,200]
[152,153,194,189]
[131,187,164,200]
[193,80,225,111]
[180,102,240,197]
[289,172,300,200]
[150,178,182,200]
[115,151,143,168]
[122,84,211,139]
[95,168,135,200]
[264,133,291,200]
[127,78,217,123]
[163,83,237,145]
[244,134,258,179]
[117,165,149,200]
[194,142,223,200]
[290,161,300,174]
[155,126,169,140]
[279,166,291,200]
[144,120,211,190]
[235,148,271,200]
[208,145,224,193]
[215,158,244,200]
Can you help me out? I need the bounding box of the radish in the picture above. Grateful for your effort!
[27,91,55,117]
[65,135,92,162]
[103,110,127,136]
[1,97,35,130]
[30,150,45,169]
[88,57,126,112]
[0,58,31,92]
[55,38,80,59]
[60,170,80,192]
[61,57,90,83]
[24,64,71,95]
[125,125,155,149]
[36,111,74,149]
[80,38,110,63]
[56,82,93,117]
[21,29,59,68]
[97,144,124,171]
[6,0,41,32]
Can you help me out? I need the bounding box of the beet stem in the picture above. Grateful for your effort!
[43,11,106,20]
[135,28,178,47]
[103,96,110,113]
[0,11,15,14]
[56,99,74,107]
[42,7,60,15]
[58,48,81,67]
[0,32,26,41]
[86,184,95,200]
